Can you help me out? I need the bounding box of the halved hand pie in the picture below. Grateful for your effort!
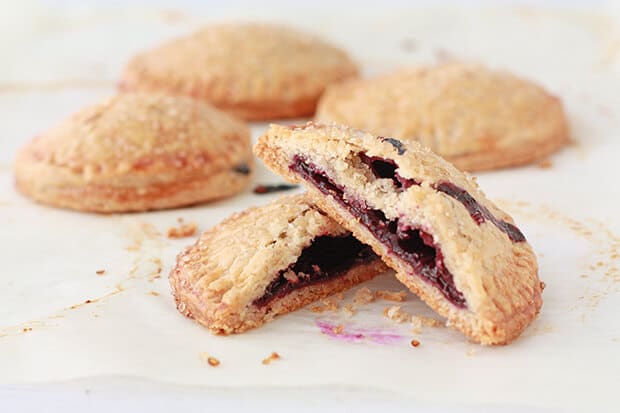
[255,122,542,344]
[169,194,386,334]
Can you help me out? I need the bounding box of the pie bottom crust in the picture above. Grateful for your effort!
[170,256,386,335]
[446,128,569,171]
[119,82,319,121]
[15,161,252,213]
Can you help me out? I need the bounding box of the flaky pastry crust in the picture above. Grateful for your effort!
[121,23,358,120]
[316,63,569,171]
[256,122,543,344]
[169,194,386,334]
[14,93,252,212]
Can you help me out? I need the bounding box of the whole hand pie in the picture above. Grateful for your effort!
[14,93,252,212]
[120,23,358,120]
[315,63,569,171]
[255,122,543,344]
[169,194,386,334]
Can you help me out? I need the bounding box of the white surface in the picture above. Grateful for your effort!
[1,1,620,412]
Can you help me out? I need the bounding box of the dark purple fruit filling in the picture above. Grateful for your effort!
[252,235,376,308]
[358,153,419,189]
[434,182,526,242]
[253,183,298,195]
[233,163,251,175]
[290,156,466,308]
[380,137,406,155]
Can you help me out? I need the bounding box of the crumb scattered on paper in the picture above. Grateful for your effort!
[148,291,160,297]
[200,353,220,367]
[353,287,375,305]
[262,352,281,365]
[384,306,411,323]
[95,269,106,275]
[411,339,421,347]
[343,303,356,317]
[376,290,407,302]
[167,222,197,239]
[321,297,339,311]
[411,315,443,329]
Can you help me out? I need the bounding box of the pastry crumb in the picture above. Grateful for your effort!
[167,222,197,239]
[384,305,411,323]
[148,291,160,296]
[540,281,546,290]
[262,352,281,365]
[95,269,106,275]
[320,297,339,311]
[410,339,421,347]
[342,303,356,317]
[411,314,443,329]
[537,158,553,169]
[22,327,32,333]
[200,353,220,367]
[375,290,407,302]
[310,305,328,313]
[353,287,375,305]
[332,324,344,335]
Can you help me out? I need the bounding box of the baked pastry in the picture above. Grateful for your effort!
[169,194,386,334]
[255,122,542,344]
[14,93,252,212]
[120,23,358,120]
[315,63,569,171]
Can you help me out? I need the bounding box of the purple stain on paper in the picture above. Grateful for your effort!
[315,320,404,345]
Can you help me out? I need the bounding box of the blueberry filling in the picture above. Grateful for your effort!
[253,184,298,194]
[434,182,526,242]
[233,163,251,175]
[252,235,376,308]
[380,137,406,155]
[358,153,419,189]
[290,156,466,308]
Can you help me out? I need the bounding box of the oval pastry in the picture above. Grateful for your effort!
[169,194,387,334]
[256,122,543,345]
[120,23,359,120]
[316,63,569,171]
[14,93,252,212]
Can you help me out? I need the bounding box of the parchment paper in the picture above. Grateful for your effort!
[1,2,619,411]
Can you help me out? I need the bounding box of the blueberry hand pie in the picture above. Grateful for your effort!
[316,63,569,171]
[14,93,252,212]
[255,122,542,344]
[169,194,386,334]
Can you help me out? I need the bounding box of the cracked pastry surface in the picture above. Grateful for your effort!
[169,194,387,334]
[120,23,358,120]
[14,92,253,212]
[315,62,569,171]
[255,122,542,345]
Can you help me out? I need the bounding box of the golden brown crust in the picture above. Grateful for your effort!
[14,93,253,212]
[169,194,387,334]
[255,122,543,345]
[315,63,569,171]
[121,23,358,120]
